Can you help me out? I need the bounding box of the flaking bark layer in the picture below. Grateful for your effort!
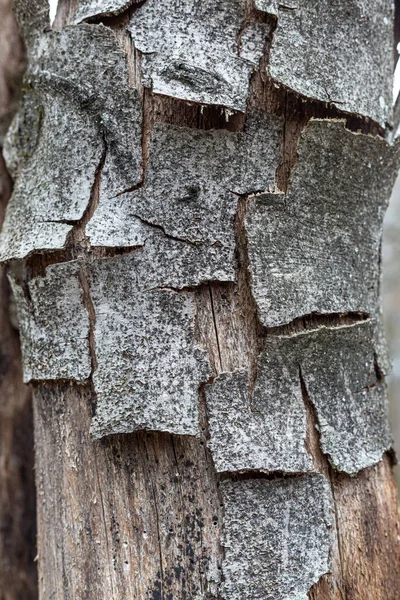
[221,474,333,600]
[89,254,211,437]
[9,261,91,382]
[245,119,399,327]
[266,0,393,125]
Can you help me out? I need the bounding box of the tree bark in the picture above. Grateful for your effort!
[3,0,400,598]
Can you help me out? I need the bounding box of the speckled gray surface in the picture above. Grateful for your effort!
[246,120,399,327]
[9,261,91,383]
[73,0,133,23]
[0,90,102,261]
[205,357,311,473]
[266,322,391,474]
[127,0,269,110]
[87,110,282,284]
[13,0,49,47]
[254,0,279,15]
[89,254,211,438]
[297,322,392,474]
[267,0,393,126]
[128,231,241,289]
[0,24,142,262]
[206,321,390,475]
[220,474,332,600]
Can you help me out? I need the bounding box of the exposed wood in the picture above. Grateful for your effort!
[34,382,222,600]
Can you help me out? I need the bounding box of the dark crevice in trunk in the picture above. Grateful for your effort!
[151,94,246,133]
[208,285,223,373]
[263,311,370,337]
[219,469,312,482]
[300,366,347,600]
[234,196,264,398]
[299,365,329,475]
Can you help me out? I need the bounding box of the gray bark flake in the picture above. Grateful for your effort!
[73,0,133,23]
[0,24,142,262]
[88,255,211,438]
[267,321,390,474]
[87,110,282,285]
[13,0,50,47]
[207,321,391,475]
[245,120,399,327]
[220,474,332,600]
[9,262,91,383]
[0,91,102,262]
[127,0,269,110]
[254,0,278,15]
[266,0,393,125]
[205,353,311,473]
[297,322,392,474]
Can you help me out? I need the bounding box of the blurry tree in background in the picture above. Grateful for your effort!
[384,174,400,490]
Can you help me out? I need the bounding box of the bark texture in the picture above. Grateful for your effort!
[2,0,400,599]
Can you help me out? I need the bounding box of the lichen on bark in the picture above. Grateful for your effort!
[87,109,282,283]
[264,0,393,126]
[0,23,142,261]
[88,254,211,438]
[205,361,311,474]
[245,119,399,327]
[2,1,400,597]
[127,0,269,111]
[220,474,333,600]
[9,261,91,382]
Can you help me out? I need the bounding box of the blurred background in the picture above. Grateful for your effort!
[383,173,400,488]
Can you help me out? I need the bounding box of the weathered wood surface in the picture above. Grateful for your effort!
[3,0,400,598]
[34,382,222,600]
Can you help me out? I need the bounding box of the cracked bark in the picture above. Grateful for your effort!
[4,0,400,598]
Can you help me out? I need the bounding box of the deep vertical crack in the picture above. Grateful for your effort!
[299,366,346,599]
[150,479,165,600]
[208,285,223,372]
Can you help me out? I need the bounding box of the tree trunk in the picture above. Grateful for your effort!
[3,0,400,598]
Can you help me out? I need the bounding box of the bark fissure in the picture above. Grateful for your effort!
[299,365,328,475]
[93,446,117,600]
[264,312,371,337]
[78,267,98,376]
[300,365,347,600]
[78,137,108,248]
[234,195,263,399]
[208,285,223,373]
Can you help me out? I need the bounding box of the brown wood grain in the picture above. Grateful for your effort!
[34,382,222,600]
